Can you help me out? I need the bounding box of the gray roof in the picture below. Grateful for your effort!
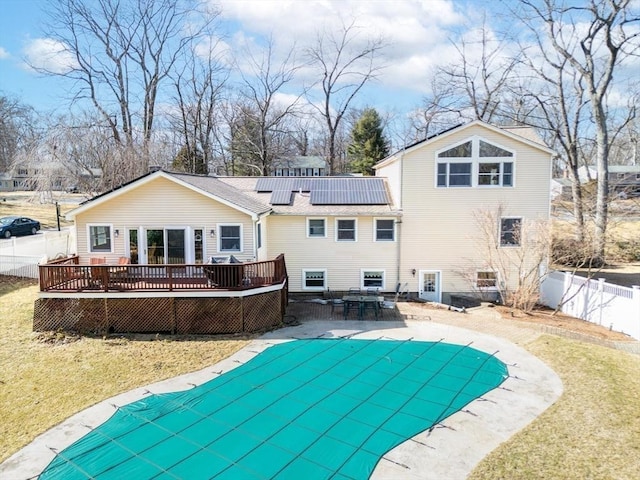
[218,176,400,216]
[171,173,271,215]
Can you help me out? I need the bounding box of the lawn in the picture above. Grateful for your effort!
[0,278,251,462]
[1,280,639,479]
[469,335,640,479]
[0,195,75,230]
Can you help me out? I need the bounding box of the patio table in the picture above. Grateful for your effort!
[342,295,384,320]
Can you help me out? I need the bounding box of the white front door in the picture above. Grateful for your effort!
[419,270,441,302]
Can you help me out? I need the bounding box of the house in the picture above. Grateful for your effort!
[273,155,327,177]
[0,164,102,193]
[34,120,552,333]
[577,164,640,197]
[375,121,553,304]
[58,120,552,303]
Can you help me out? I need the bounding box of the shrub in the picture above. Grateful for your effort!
[551,237,606,268]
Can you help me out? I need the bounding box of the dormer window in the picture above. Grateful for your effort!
[436,137,515,188]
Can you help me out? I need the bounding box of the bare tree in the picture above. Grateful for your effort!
[462,205,551,312]
[434,21,521,124]
[520,51,590,242]
[306,21,385,174]
[514,0,640,262]
[171,34,228,174]
[39,0,217,177]
[0,95,40,173]
[232,38,305,175]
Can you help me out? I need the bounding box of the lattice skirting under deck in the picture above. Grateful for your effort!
[33,290,285,335]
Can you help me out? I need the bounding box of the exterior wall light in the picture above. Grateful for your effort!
[210,229,216,237]
[114,229,119,238]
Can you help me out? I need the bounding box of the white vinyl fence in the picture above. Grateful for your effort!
[0,230,73,279]
[0,254,46,278]
[540,270,640,341]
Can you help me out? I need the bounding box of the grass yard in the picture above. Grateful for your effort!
[0,278,251,462]
[1,280,639,479]
[0,196,76,230]
[470,335,640,479]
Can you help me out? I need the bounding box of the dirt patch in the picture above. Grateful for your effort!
[494,305,634,341]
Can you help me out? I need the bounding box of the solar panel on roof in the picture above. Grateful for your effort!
[256,177,389,205]
[270,190,293,205]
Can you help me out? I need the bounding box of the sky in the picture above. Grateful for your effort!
[0,0,637,139]
[0,0,493,117]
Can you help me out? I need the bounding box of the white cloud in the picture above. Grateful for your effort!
[22,38,78,74]
[214,0,467,93]
[0,47,9,59]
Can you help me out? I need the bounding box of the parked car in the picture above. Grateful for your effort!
[0,216,41,238]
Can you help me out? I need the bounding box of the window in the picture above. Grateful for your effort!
[307,218,326,238]
[500,217,522,246]
[303,270,326,290]
[257,223,262,249]
[375,219,395,241]
[88,225,112,253]
[438,141,472,158]
[478,162,513,186]
[219,225,241,252]
[437,137,514,188]
[479,140,512,157]
[437,162,472,187]
[194,229,204,263]
[336,219,356,241]
[476,271,497,289]
[362,270,384,290]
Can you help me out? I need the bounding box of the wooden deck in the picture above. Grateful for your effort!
[39,255,287,293]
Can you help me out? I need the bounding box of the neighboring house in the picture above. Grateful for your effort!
[578,164,640,197]
[273,156,327,177]
[0,165,102,192]
[64,120,553,302]
[551,177,573,200]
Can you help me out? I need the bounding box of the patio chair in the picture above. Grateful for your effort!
[325,288,344,316]
[348,287,361,295]
[89,257,107,288]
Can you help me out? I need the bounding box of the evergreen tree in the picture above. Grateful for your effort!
[347,108,389,175]
[172,145,208,175]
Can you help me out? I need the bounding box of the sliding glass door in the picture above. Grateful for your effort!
[145,228,186,264]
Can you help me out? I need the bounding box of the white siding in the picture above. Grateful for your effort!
[397,124,552,295]
[75,176,255,264]
[265,215,399,292]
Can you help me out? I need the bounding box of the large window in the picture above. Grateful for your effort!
[307,218,326,238]
[436,137,515,188]
[375,219,395,241]
[476,271,497,289]
[336,219,356,241]
[88,225,112,253]
[500,217,522,246]
[362,270,384,290]
[478,162,513,186]
[218,224,241,252]
[303,269,326,290]
[437,162,472,187]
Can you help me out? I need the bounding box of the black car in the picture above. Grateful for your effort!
[0,216,41,238]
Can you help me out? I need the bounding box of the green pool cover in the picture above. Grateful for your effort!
[41,338,508,479]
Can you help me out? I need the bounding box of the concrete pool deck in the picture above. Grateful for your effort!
[0,315,563,479]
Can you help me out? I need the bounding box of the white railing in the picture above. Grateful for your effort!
[540,270,640,341]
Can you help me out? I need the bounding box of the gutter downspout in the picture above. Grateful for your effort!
[396,150,405,288]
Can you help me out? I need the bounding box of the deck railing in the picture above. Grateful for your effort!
[39,254,288,293]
